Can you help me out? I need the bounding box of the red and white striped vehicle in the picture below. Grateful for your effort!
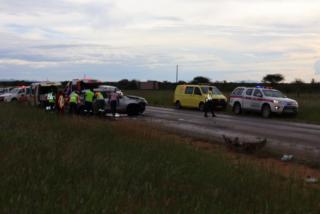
[229,86,299,118]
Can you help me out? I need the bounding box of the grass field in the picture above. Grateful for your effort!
[1,103,320,213]
[126,90,320,124]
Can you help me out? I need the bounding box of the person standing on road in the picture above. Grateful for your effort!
[204,89,216,117]
[109,89,119,118]
[85,89,94,115]
[69,91,79,114]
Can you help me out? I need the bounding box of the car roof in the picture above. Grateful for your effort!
[94,85,120,92]
[177,84,217,87]
[32,81,61,87]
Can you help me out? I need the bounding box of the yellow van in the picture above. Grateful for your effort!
[173,85,227,111]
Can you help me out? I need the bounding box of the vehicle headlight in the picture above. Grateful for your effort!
[273,100,279,104]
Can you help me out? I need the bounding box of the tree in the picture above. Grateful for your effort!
[262,74,284,84]
[190,76,210,84]
[177,80,186,84]
[292,78,304,84]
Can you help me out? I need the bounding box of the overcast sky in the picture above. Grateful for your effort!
[0,0,320,82]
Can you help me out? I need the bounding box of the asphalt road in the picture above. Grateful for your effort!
[143,106,320,161]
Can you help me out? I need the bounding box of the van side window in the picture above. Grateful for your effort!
[185,87,194,95]
[246,89,253,96]
[253,89,262,97]
[194,87,201,95]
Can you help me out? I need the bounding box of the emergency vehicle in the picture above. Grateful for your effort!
[229,86,299,118]
[64,78,103,114]
[0,86,31,102]
[29,82,62,107]
[174,84,227,111]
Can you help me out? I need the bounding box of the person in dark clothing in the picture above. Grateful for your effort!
[204,91,216,117]
[109,89,119,118]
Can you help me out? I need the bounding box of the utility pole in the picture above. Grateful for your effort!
[176,64,179,83]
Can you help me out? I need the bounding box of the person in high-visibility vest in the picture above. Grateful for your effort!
[47,91,56,111]
[85,89,94,115]
[95,91,105,114]
[69,91,79,114]
[204,89,216,117]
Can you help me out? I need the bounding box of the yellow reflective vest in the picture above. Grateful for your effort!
[85,90,94,103]
[70,92,78,104]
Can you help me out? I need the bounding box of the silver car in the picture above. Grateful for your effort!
[93,85,148,116]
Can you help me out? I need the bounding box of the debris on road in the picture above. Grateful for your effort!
[222,135,267,153]
[281,154,294,161]
[305,176,318,183]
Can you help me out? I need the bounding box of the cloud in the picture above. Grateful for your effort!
[1,0,320,82]
[315,60,320,75]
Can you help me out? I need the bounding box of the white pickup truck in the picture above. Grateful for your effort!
[229,87,299,118]
[0,86,31,102]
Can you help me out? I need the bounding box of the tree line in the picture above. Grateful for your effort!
[1,74,320,94]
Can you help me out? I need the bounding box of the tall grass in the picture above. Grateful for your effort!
[1,103,320,213]
[126,90,174,107]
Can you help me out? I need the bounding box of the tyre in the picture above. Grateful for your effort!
[175,101,181,109]
[127,104,139,116]
[138,102,146,114]
[262,105,271,118]
[233,103,242,115]
[199,102,204,112]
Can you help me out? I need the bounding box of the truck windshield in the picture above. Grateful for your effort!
[262,89,286,98]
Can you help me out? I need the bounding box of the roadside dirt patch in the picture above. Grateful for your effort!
[112,119,320,186]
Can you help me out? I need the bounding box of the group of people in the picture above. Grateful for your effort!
[46,88,120,118]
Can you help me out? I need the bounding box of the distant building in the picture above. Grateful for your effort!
[138,81,159,90]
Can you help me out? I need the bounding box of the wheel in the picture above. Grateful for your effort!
[175,101,181,109]
[262,105,271,118]
[127,105,139,116]
[233,103,242,115]
[199,102,204,112]
[138,102,146,114]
